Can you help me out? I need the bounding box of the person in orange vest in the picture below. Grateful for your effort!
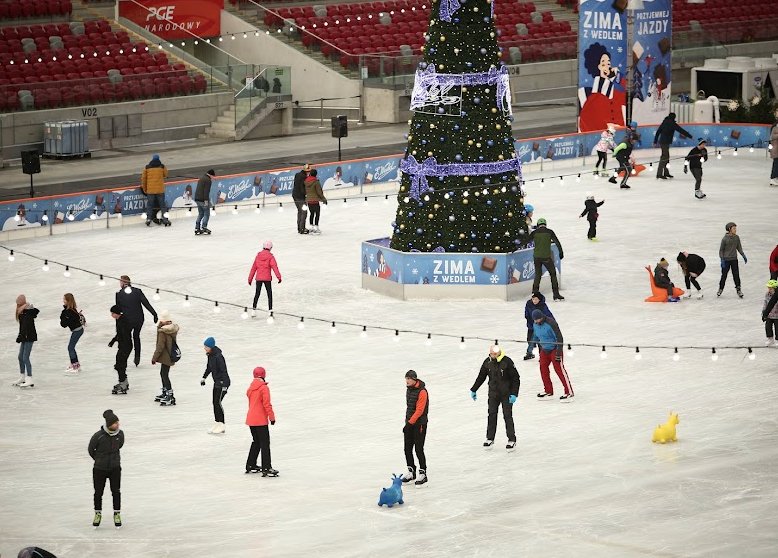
[141,154,170,226]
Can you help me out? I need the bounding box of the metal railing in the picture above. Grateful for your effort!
[232,64,292,134]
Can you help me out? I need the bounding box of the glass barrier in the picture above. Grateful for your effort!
[233,65,292,125]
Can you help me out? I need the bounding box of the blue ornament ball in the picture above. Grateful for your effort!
[470,233,477,239]
[453,124,460,131]
[484,178,491,184]
[503,138,510,143]
[455,154,462,161]
[492,217,498,223]
[437,107,445,114]
[486,200,492,205]
[421,139,427,145]
[487,140,494,147]
[465,62,472,68]
[473,97,481,104]
[408,211,414,217]
[471,247,479,252]
[439,136,446,142]
[416,228,423,234]
[479,48,487,55]
[485,233,491,238]
[478,155,484,161]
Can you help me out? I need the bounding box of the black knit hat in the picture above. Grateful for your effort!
[405,370,418,380]
[206,169,215,176]
[103,409,119,428]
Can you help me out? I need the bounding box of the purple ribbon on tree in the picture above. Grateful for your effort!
[439,0,463,22]
[400,155,438,200]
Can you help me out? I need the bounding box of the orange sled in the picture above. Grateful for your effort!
[645,265,684,302]
[619,164,647,177]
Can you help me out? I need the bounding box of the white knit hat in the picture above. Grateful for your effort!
[159,310,172,322]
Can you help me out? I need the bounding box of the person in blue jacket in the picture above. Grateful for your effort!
[523,291,554,361]
[531,310,574,401]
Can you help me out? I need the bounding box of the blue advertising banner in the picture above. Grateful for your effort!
[578,0,628,133]
[362,239,561,286]
[630,0,672,125]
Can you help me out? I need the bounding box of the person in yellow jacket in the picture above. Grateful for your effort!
[141,154,170,226]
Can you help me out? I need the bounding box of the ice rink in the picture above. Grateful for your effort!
[1,148,777,558]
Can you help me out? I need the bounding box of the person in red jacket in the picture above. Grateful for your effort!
[245,367,277,476]
[247,240,282,315]
[770,245,778,281]
[402,370,429,487]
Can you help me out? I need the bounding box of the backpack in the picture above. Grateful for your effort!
[78,310,87,328]
[170,337,182,363]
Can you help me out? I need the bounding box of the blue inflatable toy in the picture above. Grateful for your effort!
[377,474,404,508]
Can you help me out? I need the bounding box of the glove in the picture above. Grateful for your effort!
[152,315,158,324]
[508,395,517,405]
[277,279,282,284]
[470,391,477,401]
[403,423,411,433]
[555,352,562,362]
[200,379,206,386]
[270,420,276,425]
[151,360,156,365]
[108,337,116,347]
[683,167,688,174]
[248,281,252,286]
[743,254,747,264]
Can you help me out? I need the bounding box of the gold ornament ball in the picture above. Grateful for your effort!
[463,176,470,182]
[430,123,436,129]
[477,124,484,130]
[399,224,405,229]
[462,86,468,93]
[428,214,434,219]
[467,139,474,146]
[439,35,446,42]
[459,233,466,239]
[434,204,440,209]
[498,154,504,160]
[463,199,469,205]
[427,151,433,157]
[412,150,417,155]
[474,191,480,197]
[507,212,513,217]
[490,32,495,38]
[485,88,491,93]
[473,6,479,11]
[408,135,413,140]
[438,64,444,70]
[426,243,432,248]
[496,124,502,130]
[476,142,482,148]
[491,108,498,114]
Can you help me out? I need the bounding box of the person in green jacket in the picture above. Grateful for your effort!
[528,218,564,300]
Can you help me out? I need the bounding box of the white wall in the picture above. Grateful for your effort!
[215,11,360,108]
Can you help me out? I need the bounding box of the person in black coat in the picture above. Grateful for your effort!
[653,112,692,179]
[684,138,708,199]
[469,345,521,451]
[654,258,679,301]
[115,275,157,367]
[579,195,605,240]
[402,370,429,486]
[14,294,39,388]
[292,164,310,234]
[201,337,231,434]
[109,305,133,392]
[194,169,215,234]
[677,252,706,298]
[88,409,124,528]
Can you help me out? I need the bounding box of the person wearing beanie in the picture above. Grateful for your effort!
[654,258,680,302]
[292,163,311,234]
[201,337,230,434]
[593,124,616,176]
[402,370,429,485]
[247,241,282,316]
[109,305,132,394]
[304,168,327,234]
[470,345,520,451]
[676,252,706,299]
[141,153,170,226]
[527,218,564,300]
[523,292,555,360]
[151,310,180,406]
[718,222,746,298]
[245,367,278,476]
[684,138,708,199]
[609,134,636,188]
[13,294,39,388]
[653,112,692,179]
[531,311,574,401]
[88,409,124,528]
[17,547,58,558]
[763,280,778,346]
[194,168,216,235]
[579,194,605,240]
[115,275,157,367]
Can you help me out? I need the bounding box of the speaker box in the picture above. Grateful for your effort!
[331,115,348,139]
[21,150,41,175]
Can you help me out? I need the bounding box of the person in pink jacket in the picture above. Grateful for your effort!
[247,240,282,315]
[245,367,277,476]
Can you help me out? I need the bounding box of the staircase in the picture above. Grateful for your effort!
[200,104,237,140]
[529,0,578,24]
[224,2,360,80]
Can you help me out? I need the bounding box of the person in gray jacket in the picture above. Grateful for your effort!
[718,222,747,298]
[194,169,215,235]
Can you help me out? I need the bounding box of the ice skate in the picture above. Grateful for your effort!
[154,389,166,402]
[201,227,212,235]
[736,288,744,298]
[261,468,279,477]
[113,511,122,528]
[245,465,262,474]
[194,228,203,235]
[592,169,599,176]
[483,439,494,449]
[414,469,427,487]
[209,422,225,434]
[159,391,176,406]
[523,353,535,361]
[684,290,693,298]
[589,237,599,242]
[559,394,574,402]
[92,511,102,528]
[620,184,631,189]
[537,392,554,400]
[19,377,34,388]
[608,176,617,184]
[696,291,704,300]
[402,466,416,483]
[251,309,257,318]
[11,374,25,386]
[717,288,723,297]
[112,380,129,395]
[770,178,778,186]
[311,226,321,235]
[695,190,706,199]
[553,294,565,301]
[765,338,774,347]
[506,441,516,452]
[668,296,680,302]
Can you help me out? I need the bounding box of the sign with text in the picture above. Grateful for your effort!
[119,0,224,39]
[630,0,672,125]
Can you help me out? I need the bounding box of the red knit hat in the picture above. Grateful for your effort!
[253,367,266,379]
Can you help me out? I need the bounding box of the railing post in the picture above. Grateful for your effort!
[319,98,324,128]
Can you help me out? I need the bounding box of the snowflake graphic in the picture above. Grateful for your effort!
[509,259,516,267]
[755,130,762,137]
[369,253,375,262]
[489,274,499,284]
[411,268,419,275]
[617,46,623,54]
[703,129,710,135]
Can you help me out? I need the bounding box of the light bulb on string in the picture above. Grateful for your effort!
[67,210,75,221]
[141,212,147,220]
[749,146,754,153]
[297,317,305,330]
[63,266,71,277]
[634,347,642,360]
[42,211,48,222]
[232,205,238,215]
[213,301,221,314]
[558,176,564,185]
[459,336,466,350]
[241,307,249,320]
[278,203,284,213]
[393,329,400,343]
[7,250,14,261]
[733,148,738,157]
[566,343,574,357]
[330,322,337,334]
[716,151,722,160]
[575,173,581,183]
[42,259,49,271]
[255,204,261,214]
[425,333,432,346]
[600,346,608,359]
[672,347,680,361]
[183,295,191,308]
[711,347,718,361]
[747,347,755,360]
[360,326,368,339]
[153,289,161,301]
[343,198,349,209]
[98,274,105,287]
[89,210,97,220]
[266,312,275,325]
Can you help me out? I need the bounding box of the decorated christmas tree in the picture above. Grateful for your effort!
[389,0,528,253]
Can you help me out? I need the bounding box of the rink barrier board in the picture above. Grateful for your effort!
[1,123,771,234]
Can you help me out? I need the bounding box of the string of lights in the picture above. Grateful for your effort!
[1,244,767,361]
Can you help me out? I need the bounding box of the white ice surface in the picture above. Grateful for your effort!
[1,149,777,558]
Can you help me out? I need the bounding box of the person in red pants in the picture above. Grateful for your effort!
[531,309,574,402]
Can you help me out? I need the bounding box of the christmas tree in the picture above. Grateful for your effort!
[389,0,528,253]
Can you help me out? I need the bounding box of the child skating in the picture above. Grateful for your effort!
[579,194,605,240]
[684,138,708,199]
[764,280,778,346]
[594,124,616,176]
[718,222,747,298]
